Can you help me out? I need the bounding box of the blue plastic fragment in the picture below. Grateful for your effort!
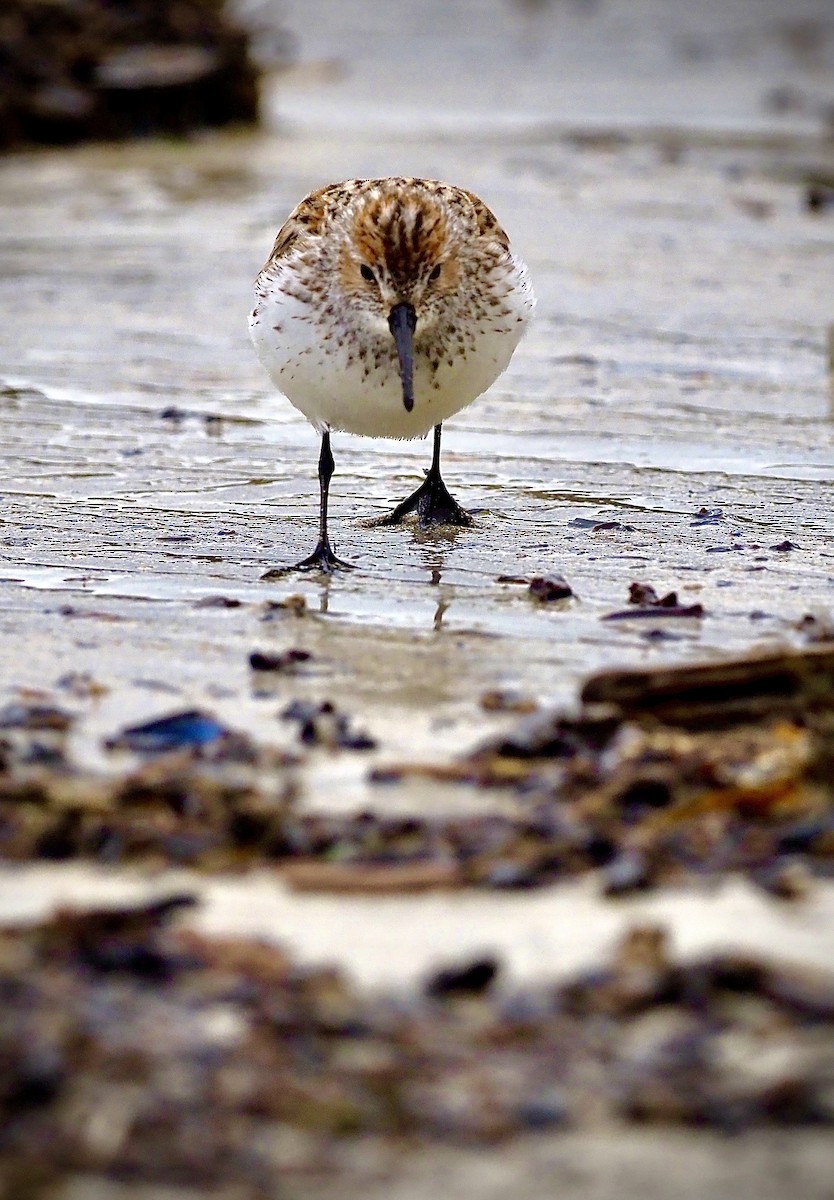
[107,709,228,754]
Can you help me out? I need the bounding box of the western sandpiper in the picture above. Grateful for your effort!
[249,177,534,572]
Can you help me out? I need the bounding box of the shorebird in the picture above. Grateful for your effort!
[249,177,534,571]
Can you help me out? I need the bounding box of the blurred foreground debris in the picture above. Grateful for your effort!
[580,644,834,729]
[0,0,268,149]
[0,647,833,893]
[0,896,832,1193]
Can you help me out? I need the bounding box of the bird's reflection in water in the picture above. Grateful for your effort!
[314,577,330,614]
[433,594,450,632]
[414,543,454,632]
[305,531,460,628]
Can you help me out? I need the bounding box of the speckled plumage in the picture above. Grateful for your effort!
[249,177,534,440]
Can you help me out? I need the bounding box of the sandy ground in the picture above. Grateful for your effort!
[1,0,834,1195]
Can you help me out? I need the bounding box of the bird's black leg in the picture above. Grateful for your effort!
[271,431,354,574]
[379,424,472,528]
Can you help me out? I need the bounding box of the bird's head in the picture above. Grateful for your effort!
[336,182,468,411]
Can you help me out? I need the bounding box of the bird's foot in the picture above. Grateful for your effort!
[261,539,355,578]
[376,473,472,529]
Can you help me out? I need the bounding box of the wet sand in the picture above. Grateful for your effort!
[1,0,834,1194]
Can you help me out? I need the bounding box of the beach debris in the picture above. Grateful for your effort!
[249,648,311,672]
[281,700,376,750]
[0,648,832,894]
[261,594,308,619]
[106,709,231,753]
[425,956,499,998]
[568,517,636,532]
[159,404,187,422]
[495,573,574,599]
[58,604,126,621]
[528,574,574,602]
[579,644,834,726]
[0,899,831,1190]
[0,0,268,151]
[194,595,243,608]
[0,703,74,732]
[603,582,705,621]
[55,671,109,698]
[690,507,723,525]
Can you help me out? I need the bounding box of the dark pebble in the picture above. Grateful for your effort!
[615,777,672,814]
[249,649,311,672]
[426,956,499,998]
[528,574,574,601]
[581,832,618,867]
[335,730,377,751]
[36,814,82,861]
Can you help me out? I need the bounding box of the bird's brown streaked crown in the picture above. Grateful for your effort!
[263,178,510,280]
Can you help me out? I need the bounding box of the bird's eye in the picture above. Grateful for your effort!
[360,264,376,282]
[429,264,442,281]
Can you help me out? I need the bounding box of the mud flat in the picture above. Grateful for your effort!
[1,0,834,1195]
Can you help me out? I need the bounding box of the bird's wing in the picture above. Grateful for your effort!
[263,181,361,269]
[459,189,511,252]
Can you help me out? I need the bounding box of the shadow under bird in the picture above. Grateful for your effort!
[249,176,535,572]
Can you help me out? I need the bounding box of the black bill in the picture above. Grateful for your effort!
[387,302,417,412]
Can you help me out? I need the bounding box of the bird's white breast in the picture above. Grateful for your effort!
[249,254,534,440]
